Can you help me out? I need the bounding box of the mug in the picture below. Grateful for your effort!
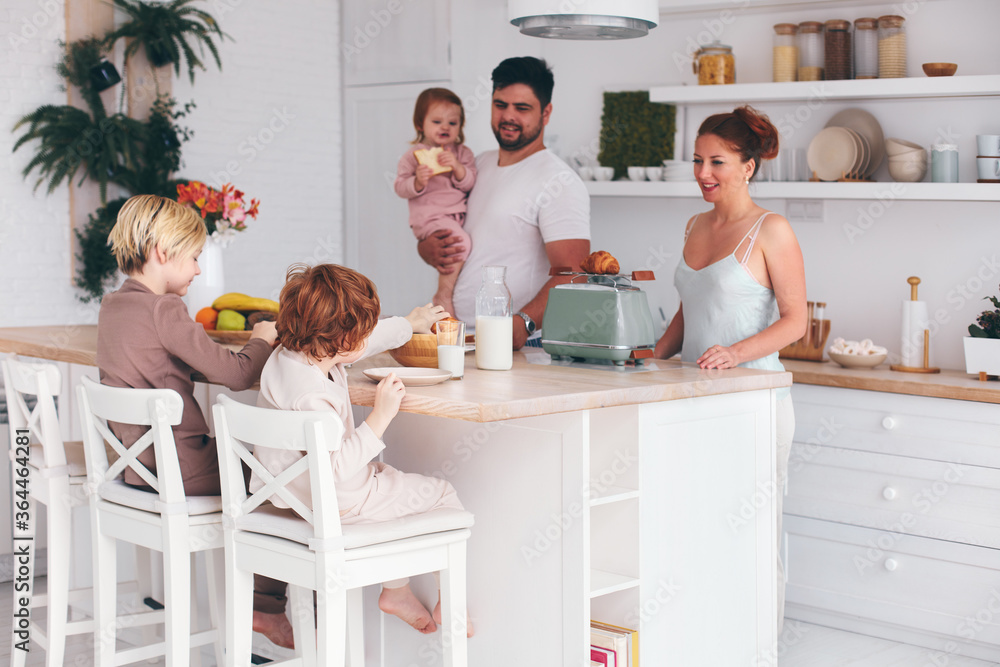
[594,166,615,181]
[627,166,646,181]
[976,156,1000,180]
[976,134,1000,157]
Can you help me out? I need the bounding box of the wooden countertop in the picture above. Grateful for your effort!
[0,325,790,422]
[783,359,1000,404]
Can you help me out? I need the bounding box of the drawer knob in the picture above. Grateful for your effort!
[882,487,897,500]
[882,417,897,430]
[884,558,899,572]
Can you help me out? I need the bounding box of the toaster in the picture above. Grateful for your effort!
[541,272,656,366]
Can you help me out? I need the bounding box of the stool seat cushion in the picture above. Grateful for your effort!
[237,505,475,550]
[99,479,223,517]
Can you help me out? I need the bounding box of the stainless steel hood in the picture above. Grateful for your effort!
[509,0,658,40]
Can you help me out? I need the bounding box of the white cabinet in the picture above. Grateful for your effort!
[784,384,1000,662]
[341,0,451,86]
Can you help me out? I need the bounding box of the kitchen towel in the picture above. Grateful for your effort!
[900,300,930,367]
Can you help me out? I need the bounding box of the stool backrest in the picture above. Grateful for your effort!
[213,394,346,542]
[77,375,186,506]
[2,356,67,469]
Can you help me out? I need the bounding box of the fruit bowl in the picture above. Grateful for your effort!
[828,350,887,369]
[206,329,252,344]
[388,333,438,368]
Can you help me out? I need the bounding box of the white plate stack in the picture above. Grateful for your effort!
[661,159,696,182]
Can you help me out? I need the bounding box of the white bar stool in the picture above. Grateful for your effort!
[77,376,225,667]
[213,394,473,667]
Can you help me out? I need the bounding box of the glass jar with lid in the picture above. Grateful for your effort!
[693,42,735,85]
[772,23,798,82]
[824,19,852,80]
[854,18,878,79]
[797,21,824,81]
[878,15,907,78]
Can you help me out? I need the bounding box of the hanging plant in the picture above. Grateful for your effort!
[103,0,229,83]
[74,198,129,302]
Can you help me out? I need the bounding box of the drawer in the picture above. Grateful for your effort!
[785,516,1000,649]
[786,444,1000,548]
[791,385,1000,468]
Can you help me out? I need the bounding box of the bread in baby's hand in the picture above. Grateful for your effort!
[413,147,452,175]
[579,250,620,275]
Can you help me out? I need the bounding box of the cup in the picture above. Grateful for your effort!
[788,148,808,181]
[931,143,959,183]
[594,166,614,181]
[976,134,1000,157]
[627,166,646,181]
[436,320,466,379]
[645,166,663,181]
[577,166,594,181]
[977,156,1000,180]
[769,153,786,182]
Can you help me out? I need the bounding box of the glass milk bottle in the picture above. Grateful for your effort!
[475,265,513,370]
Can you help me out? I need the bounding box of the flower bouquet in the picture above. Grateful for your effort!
[177,181,260,245]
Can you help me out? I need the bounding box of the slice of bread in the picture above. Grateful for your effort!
[413,146,452,175]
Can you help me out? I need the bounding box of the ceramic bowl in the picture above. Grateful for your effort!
[828,350,888,368]
[888,157,928,182]
[628,166,646,181]
[388,333,438,368]
[885,138,925,157]
[594,166,615,181]
[922,62,958,77]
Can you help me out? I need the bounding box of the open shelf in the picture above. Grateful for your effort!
[586,180,1000,202]
[590,569,640,599]
[590,485,640,507]
[649,74,1000,105]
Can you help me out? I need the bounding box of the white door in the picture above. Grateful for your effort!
[343,83,448,317]
[341,0,451,86]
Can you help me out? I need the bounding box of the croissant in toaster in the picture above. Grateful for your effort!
[579,250,620,275]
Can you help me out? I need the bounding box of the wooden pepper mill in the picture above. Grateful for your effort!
[890,276,940,374]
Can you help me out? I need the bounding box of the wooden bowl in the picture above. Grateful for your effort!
[206,329,252,344]
[922,62,957,77]
[387,333,438,368]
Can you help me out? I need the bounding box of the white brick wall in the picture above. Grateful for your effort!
[1,0,343,325]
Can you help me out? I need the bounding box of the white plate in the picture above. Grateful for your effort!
[807,126,858,181]
[363,367,452,386]
[826,108,885,173]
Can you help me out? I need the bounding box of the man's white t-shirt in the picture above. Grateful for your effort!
[452,149,591,324]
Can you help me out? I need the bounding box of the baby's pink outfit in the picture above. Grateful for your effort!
[394,143,476,262]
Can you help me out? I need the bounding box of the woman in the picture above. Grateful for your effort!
[654,105,807,629]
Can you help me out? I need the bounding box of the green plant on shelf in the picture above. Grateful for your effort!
[11,0,227,302]
[968,286,1000,339]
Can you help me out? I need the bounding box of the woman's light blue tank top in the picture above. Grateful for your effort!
[675,212,789,399]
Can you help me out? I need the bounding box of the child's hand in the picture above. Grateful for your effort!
[405,303,449,334]
[367,372,405,438]
[437,151,466,180]
[250,321,278,347]
[414,164,434,191]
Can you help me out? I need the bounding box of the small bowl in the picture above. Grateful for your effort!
[922,62,957,77]
[885,138,925,157]
[388,333,438,368]
[888,158,928,182]
[828,350,888,369]
[594,166,615,181]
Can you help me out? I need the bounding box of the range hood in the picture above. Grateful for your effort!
[509,0,658,40]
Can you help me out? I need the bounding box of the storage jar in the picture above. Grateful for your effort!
[878,15,907,78]
[773,23,798,82]
[797,21,824,81]
[693,42,735,85]
[824,19,852,80]
[854,18,878,79]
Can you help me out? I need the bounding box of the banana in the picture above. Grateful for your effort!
[211,292,280,313]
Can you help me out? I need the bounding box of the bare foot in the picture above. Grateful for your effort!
[253,610,295,649]
[433,598,475,638]
[379,585,437,634]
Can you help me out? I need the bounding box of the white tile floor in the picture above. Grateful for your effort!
[3,578,998,666]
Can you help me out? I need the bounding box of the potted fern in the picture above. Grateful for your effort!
[964,285,1000,376]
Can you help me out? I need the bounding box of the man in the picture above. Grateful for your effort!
[417,56,591,349]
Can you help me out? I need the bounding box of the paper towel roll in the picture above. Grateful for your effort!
[900,300,929,367]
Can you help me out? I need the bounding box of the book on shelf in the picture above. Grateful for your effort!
[591,646,616,667]
[591,619,638,667]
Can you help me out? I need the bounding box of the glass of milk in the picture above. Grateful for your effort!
[436,319,466,379]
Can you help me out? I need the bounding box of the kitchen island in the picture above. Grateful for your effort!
[0,326,790,666]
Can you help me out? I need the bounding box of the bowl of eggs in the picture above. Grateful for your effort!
[827,337,888,368]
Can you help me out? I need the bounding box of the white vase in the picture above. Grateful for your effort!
[186,235,225,318]
[963,337,1000,376]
